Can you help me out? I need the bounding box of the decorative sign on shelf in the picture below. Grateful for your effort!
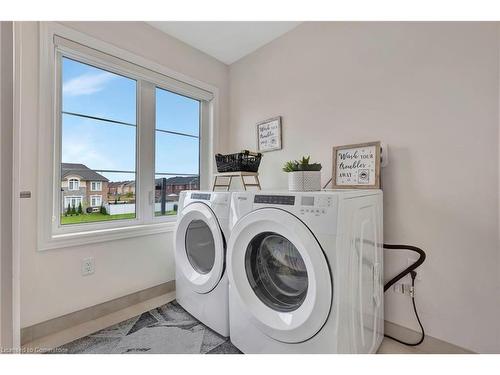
[257,116,282,152]
[332,141,381,189]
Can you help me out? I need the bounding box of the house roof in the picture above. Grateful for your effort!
[108,181,135,188]
[61,163,109,182]
[155,176,199,186]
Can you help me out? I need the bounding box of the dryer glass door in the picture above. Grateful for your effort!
[185,220,216,274]
[175,202,225,294]
[228,208,332,343]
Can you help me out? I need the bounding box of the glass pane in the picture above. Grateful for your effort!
[156,87,200,136]
[185,219,215,274]
[155,131,199,175]
[245,232,308,312]
[154,174,199,217]
[62,57,136,124]
[61,172,136,225]
[62,113,136,172]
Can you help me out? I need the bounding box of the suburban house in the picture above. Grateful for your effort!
[61,163,109,212]
[108,181,136,196]
[155,176,199,196]
[107,176,199,203]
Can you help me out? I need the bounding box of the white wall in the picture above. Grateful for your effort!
[0,21,14,349]
[228,22,500,353]
[17,22,229,328]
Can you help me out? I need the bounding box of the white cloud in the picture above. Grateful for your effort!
[62,121,115,170]
[63,71,115,97]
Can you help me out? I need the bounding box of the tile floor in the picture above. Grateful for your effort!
[28,295,467,354]
[49,300,241,354]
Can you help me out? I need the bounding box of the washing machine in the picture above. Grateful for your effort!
[227,190,384,353]
[174,190,231,337]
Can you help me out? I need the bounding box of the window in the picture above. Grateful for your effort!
[90,195,102,207]
[60,57,137,225]
[64,196,83,209]
[38,25,216,250]
[68,178,80,190]
[90,181,102,191]
[155,88,200,217]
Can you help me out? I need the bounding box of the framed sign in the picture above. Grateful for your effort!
[332,141,381,189]
[257,116,282,152]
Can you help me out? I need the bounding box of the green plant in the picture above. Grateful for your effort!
[100,205,107,215]
[70,205,76,216]
[282,156,322,172]
[66,203,71,216]
[77,202,83,215]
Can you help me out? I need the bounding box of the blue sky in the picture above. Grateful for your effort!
[61,57,200,182]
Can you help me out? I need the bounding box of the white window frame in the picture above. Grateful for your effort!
[90,181,102,191]
[37,22,219,251]
[90,195,102,207]
[154,87,201,219]
[68,178,80,191]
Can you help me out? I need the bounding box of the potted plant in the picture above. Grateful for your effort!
[282,156,322,191]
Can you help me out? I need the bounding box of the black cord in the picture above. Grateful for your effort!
[383,244,426,346]
[383,244,426,292]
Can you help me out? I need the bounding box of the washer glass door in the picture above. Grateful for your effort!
[228,208,332,343]
[246,232,308,312]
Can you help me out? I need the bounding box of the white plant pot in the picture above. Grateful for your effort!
[287,171,321,191]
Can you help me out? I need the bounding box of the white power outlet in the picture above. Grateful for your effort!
[81,257,95,276]
[393,283,412,296]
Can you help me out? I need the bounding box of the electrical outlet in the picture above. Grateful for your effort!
[393,283,412,296]
[81,257,95,276]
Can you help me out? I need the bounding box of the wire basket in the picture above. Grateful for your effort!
[215,150,262,173]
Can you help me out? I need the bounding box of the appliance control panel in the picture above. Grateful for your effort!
[252,194,335,217]
[254,195,295,205]
[298,195,334,217]
[187,192,229,207]
[191,193,211,200]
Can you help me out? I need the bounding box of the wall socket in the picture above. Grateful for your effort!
[81,257,95,276]
[393,283,413,296]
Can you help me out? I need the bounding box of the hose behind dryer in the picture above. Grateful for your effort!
[383,244,426,346]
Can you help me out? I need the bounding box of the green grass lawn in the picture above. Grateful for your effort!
[61,212,136,225]
[155,210,177,217]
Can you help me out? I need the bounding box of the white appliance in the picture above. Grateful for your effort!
[227,190,383,353]
[175,191,231,337]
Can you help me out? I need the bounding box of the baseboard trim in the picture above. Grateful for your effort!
[384,320,474,354]
[21,281,175,346]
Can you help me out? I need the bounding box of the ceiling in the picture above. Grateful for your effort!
[147,22,302,65]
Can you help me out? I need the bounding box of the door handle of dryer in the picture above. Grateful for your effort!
[372,263,381,307]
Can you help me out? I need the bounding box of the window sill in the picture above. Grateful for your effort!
[38,220,176,251]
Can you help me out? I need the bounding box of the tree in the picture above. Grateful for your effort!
[100,205,107,215]
[65,203,71,216]
[70,205,76,215]
[77,202,83,215]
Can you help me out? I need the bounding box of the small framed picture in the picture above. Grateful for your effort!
[332,141,381,189]
[256,116,282,152]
